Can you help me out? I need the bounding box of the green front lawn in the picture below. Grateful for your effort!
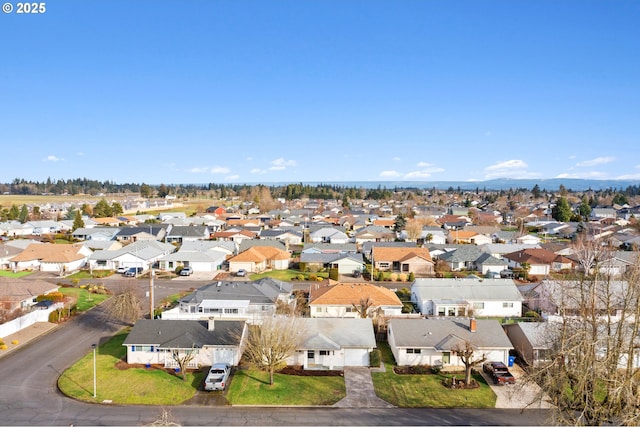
[371,342,496,408]
[226,367,346,405]
[59,287,111,311]
[0,270,32,278]
[58,330,203,405]
[249,269,329,282]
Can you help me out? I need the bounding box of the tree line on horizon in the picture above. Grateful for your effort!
[2,177,640,204]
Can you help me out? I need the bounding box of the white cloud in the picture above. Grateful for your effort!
[224,174,240,181]
[210,166,231,174]
[268,158,297,171]
[483,159,538,179]
[576,156,615,167]
[617,173,640,180]
[416,161,433,168]
[555,171,609,179]
[379,170,402,178]
[189,167,208,173]
[250,168,267,175]
[404,167,445,179]
[485,159,527,171]
[45,155,63,162]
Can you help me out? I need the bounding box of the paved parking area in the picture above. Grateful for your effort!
[482,363,554,409]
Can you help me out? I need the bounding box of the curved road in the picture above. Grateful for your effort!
[0,289,551,426]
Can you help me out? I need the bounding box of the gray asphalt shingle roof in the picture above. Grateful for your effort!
[122,319,244,348]
[388,318,513,349]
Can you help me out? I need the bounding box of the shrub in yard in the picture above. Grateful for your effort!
[398,273,408,282]
[11,340,18,345]
[329,268,339,281]
[0,344,7,350]
[295,274,305,281]
[390,273,398,282]
[408,272,415,282]
[49,310,60,323]
[370,349,381,367]
[37,292,64,302]
[308,273,318,281]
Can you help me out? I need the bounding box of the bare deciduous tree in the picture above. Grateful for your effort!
[404,219,423,243]
[451,341,486,386]
[525,237,640,426]
[352,296,374,318]
[106,284,142,325]
[170,346,198,381]
[243,316,303,385]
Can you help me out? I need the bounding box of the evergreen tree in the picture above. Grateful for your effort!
[531,184,541,199]
[72,210,84,232]
[18,204,29,223]
[578,195,591,221]
[93,198,113,218]
[551,197,572,222]
[8,204,19,220]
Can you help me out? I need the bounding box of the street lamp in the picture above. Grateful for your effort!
[92,343,97,398]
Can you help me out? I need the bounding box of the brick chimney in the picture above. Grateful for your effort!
[469,317,477,333]
[208,317,215,331]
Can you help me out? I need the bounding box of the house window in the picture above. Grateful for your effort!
[133,345,152,352]
[168,262,174,269]
[442,352,450,364]
[437,307,446,316]
[473,302,484,309]
[319,350,332,356]
[379,262,390,268]
[345,307,354,313]
[406,348,422,354]
[307,350,315,360]
[224,308,239,314]
[96,260,107,266]
[503,302,514,308]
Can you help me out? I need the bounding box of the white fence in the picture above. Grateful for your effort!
[0,304,60,338]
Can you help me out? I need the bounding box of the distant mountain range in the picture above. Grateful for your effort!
[263,178,640,192]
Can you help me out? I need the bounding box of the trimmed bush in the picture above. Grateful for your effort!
[370,349,381,367]
[329,268,339,281]
[11,340,18,345]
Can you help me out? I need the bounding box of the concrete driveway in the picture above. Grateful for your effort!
[482,363,554,409]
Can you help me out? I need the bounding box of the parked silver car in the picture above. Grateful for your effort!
[204,363,231,391]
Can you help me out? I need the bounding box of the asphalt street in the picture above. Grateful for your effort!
[0,275,553,426]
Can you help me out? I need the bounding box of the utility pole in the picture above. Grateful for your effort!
[149,267,154,319]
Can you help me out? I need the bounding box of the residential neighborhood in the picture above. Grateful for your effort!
[1,182,640,420]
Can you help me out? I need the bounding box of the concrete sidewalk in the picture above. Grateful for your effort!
[0,322,58,359]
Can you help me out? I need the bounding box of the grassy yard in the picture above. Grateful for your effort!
[249,269,329,282]
[226,366,346,405]
[0,270,32,278]
[58,330,204,405]
[59,287,111,312]
[371,342,496,408]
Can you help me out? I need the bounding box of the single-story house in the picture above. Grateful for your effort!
[88,240,176,272]
[286,318,377,370]
[228,245,291,274]
[371,246,434,276]
[165,226,211,243]
[411,277,523,318]
[0,277,59,310]
[9,243,92,274]
[299,252,366,275]
[504,322,556,367]
[387,318,513,367]
[122,319,247,368]
[308,281,404,318]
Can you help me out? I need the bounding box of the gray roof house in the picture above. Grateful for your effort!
[122,319,247,368]
[88,240,176,271]
[161,278,293,324]
[387,318,513,367]
[504,322,556,366]
[411,277,523,318]
[286,318,376,370]
[165,225,210,243]
[299,252,366,275]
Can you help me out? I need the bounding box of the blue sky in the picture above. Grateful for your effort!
[1,0,639,185]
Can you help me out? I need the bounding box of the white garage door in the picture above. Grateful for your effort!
[344,348,369,367]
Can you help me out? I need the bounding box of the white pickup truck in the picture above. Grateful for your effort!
[204,363,231,391]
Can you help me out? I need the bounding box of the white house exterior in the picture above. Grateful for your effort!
[286,318,376,370]
[387,318,513,367]
[411,277,523,318]
[88,240,176,271]
[122,319,247,368]
[160,278,293,324]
